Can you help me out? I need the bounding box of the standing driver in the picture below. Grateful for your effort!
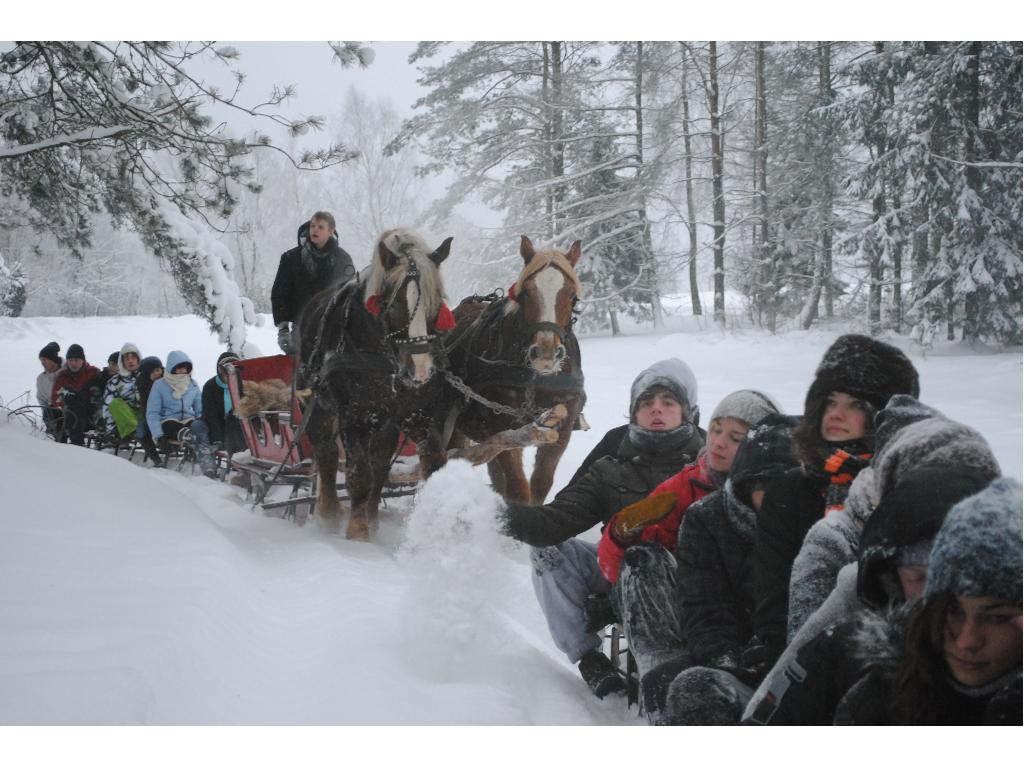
[271,211,356,354]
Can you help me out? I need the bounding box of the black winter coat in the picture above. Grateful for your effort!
[271,225,355,327]
[502,431,696,548]
[676,485,759,674]
[745,605,1023,725]
[752,470,830,667]
[201,376,245,452]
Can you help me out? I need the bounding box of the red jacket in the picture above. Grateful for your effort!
[51,363,100,410]
[598,453,714,583]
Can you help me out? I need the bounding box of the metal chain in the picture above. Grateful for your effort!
[443,369,541,422]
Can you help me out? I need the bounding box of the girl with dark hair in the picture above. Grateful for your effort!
[751,334,920,668]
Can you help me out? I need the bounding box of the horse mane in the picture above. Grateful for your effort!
[513,249,583,298]
[362,228,446,317]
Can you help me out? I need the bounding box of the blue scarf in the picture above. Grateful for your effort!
[216,375,232,416]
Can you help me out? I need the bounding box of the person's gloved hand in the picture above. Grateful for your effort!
[277,323,292,354]
[609,492,678,545]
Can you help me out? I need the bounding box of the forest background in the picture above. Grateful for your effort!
[2,32,1020,351]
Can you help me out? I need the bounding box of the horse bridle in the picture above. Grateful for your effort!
[513,270,581,346]
[381,254,447,362]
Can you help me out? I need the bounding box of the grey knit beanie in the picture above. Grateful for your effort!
[709,389,780,428]
[925,477,1022,604]
[629,358,698,421]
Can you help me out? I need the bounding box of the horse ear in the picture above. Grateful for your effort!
[378,240,400,270]
[520,235,535,264]
[566,240,582,267]
[429,237,454,265]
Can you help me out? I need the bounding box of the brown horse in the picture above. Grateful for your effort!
[446,235,585,504]
[296,228,455,539]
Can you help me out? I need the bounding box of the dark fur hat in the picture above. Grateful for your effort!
[805,334,920,415]
[729,413,801,505]
[795,335,920,464]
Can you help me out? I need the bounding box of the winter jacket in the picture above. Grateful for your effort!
[271,222,356,327]
[676,480,760,675]
[50,362,101,411]
[502,431,694,548]
[752,470,833,668]
[146,351,202,437]
[744,604,1023,725]
[201,373,245,452]
[36,366,60,408]
[566,424,629,487]
[102,343,143,432]
[598,453,714,583]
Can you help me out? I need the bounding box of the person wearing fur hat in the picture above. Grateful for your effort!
[752,334,920,669]
[201,351,246,457]
[50,344,101,446]
[271,212,356,354]
[35,341,63,436]
[498,358,704,699]
[746,478,1021,725]
[622,412,798,724]
[743,406,1001,723]
[101,342,143,440]
[785,396,1002,644]
[146,351,217,478]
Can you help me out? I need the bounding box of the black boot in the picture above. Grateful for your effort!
[578,650,626,699]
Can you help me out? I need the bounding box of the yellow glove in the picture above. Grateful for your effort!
[610,491,678,544]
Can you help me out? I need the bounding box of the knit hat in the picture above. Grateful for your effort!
[925,477,1023,604]
[38,341,60,363]
[710,389,780,427]
[629,358,698,423]
[66,343,85,361]
[107,352,119,366]
[728,413,801,505]
[854,402,1002,607]
[857,464,999,608]
[805,334,920,415]
[217,351,241,369]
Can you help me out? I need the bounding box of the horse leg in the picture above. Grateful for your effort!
[416,427,448,479]
[344,429,373,541]
[362,425,400,535]
[308,412,343,535]
[486,459,507,497]
[493,448,531,503]
[530,414,574,504]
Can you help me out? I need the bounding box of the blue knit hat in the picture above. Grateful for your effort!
[925,477,1022,604]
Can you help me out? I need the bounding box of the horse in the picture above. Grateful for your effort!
[445,235,585,504]
[296,228,455,540]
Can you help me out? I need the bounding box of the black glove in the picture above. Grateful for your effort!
[277,323,292,354]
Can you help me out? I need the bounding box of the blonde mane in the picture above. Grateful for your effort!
[363,228,446,316]
[514,249,583,297]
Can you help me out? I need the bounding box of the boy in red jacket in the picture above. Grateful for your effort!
[51,343,101,446]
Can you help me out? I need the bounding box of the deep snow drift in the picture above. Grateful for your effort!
[0,313,1020,724]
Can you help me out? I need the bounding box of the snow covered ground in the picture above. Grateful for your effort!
[0,313,1020,728]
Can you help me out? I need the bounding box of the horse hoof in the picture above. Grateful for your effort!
[346,520,370,541]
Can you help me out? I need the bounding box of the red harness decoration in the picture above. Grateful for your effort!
[435,302,456,331]
[364,295,456,331]
[508,283,519,300]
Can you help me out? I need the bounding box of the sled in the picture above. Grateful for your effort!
[223,355,572,524]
